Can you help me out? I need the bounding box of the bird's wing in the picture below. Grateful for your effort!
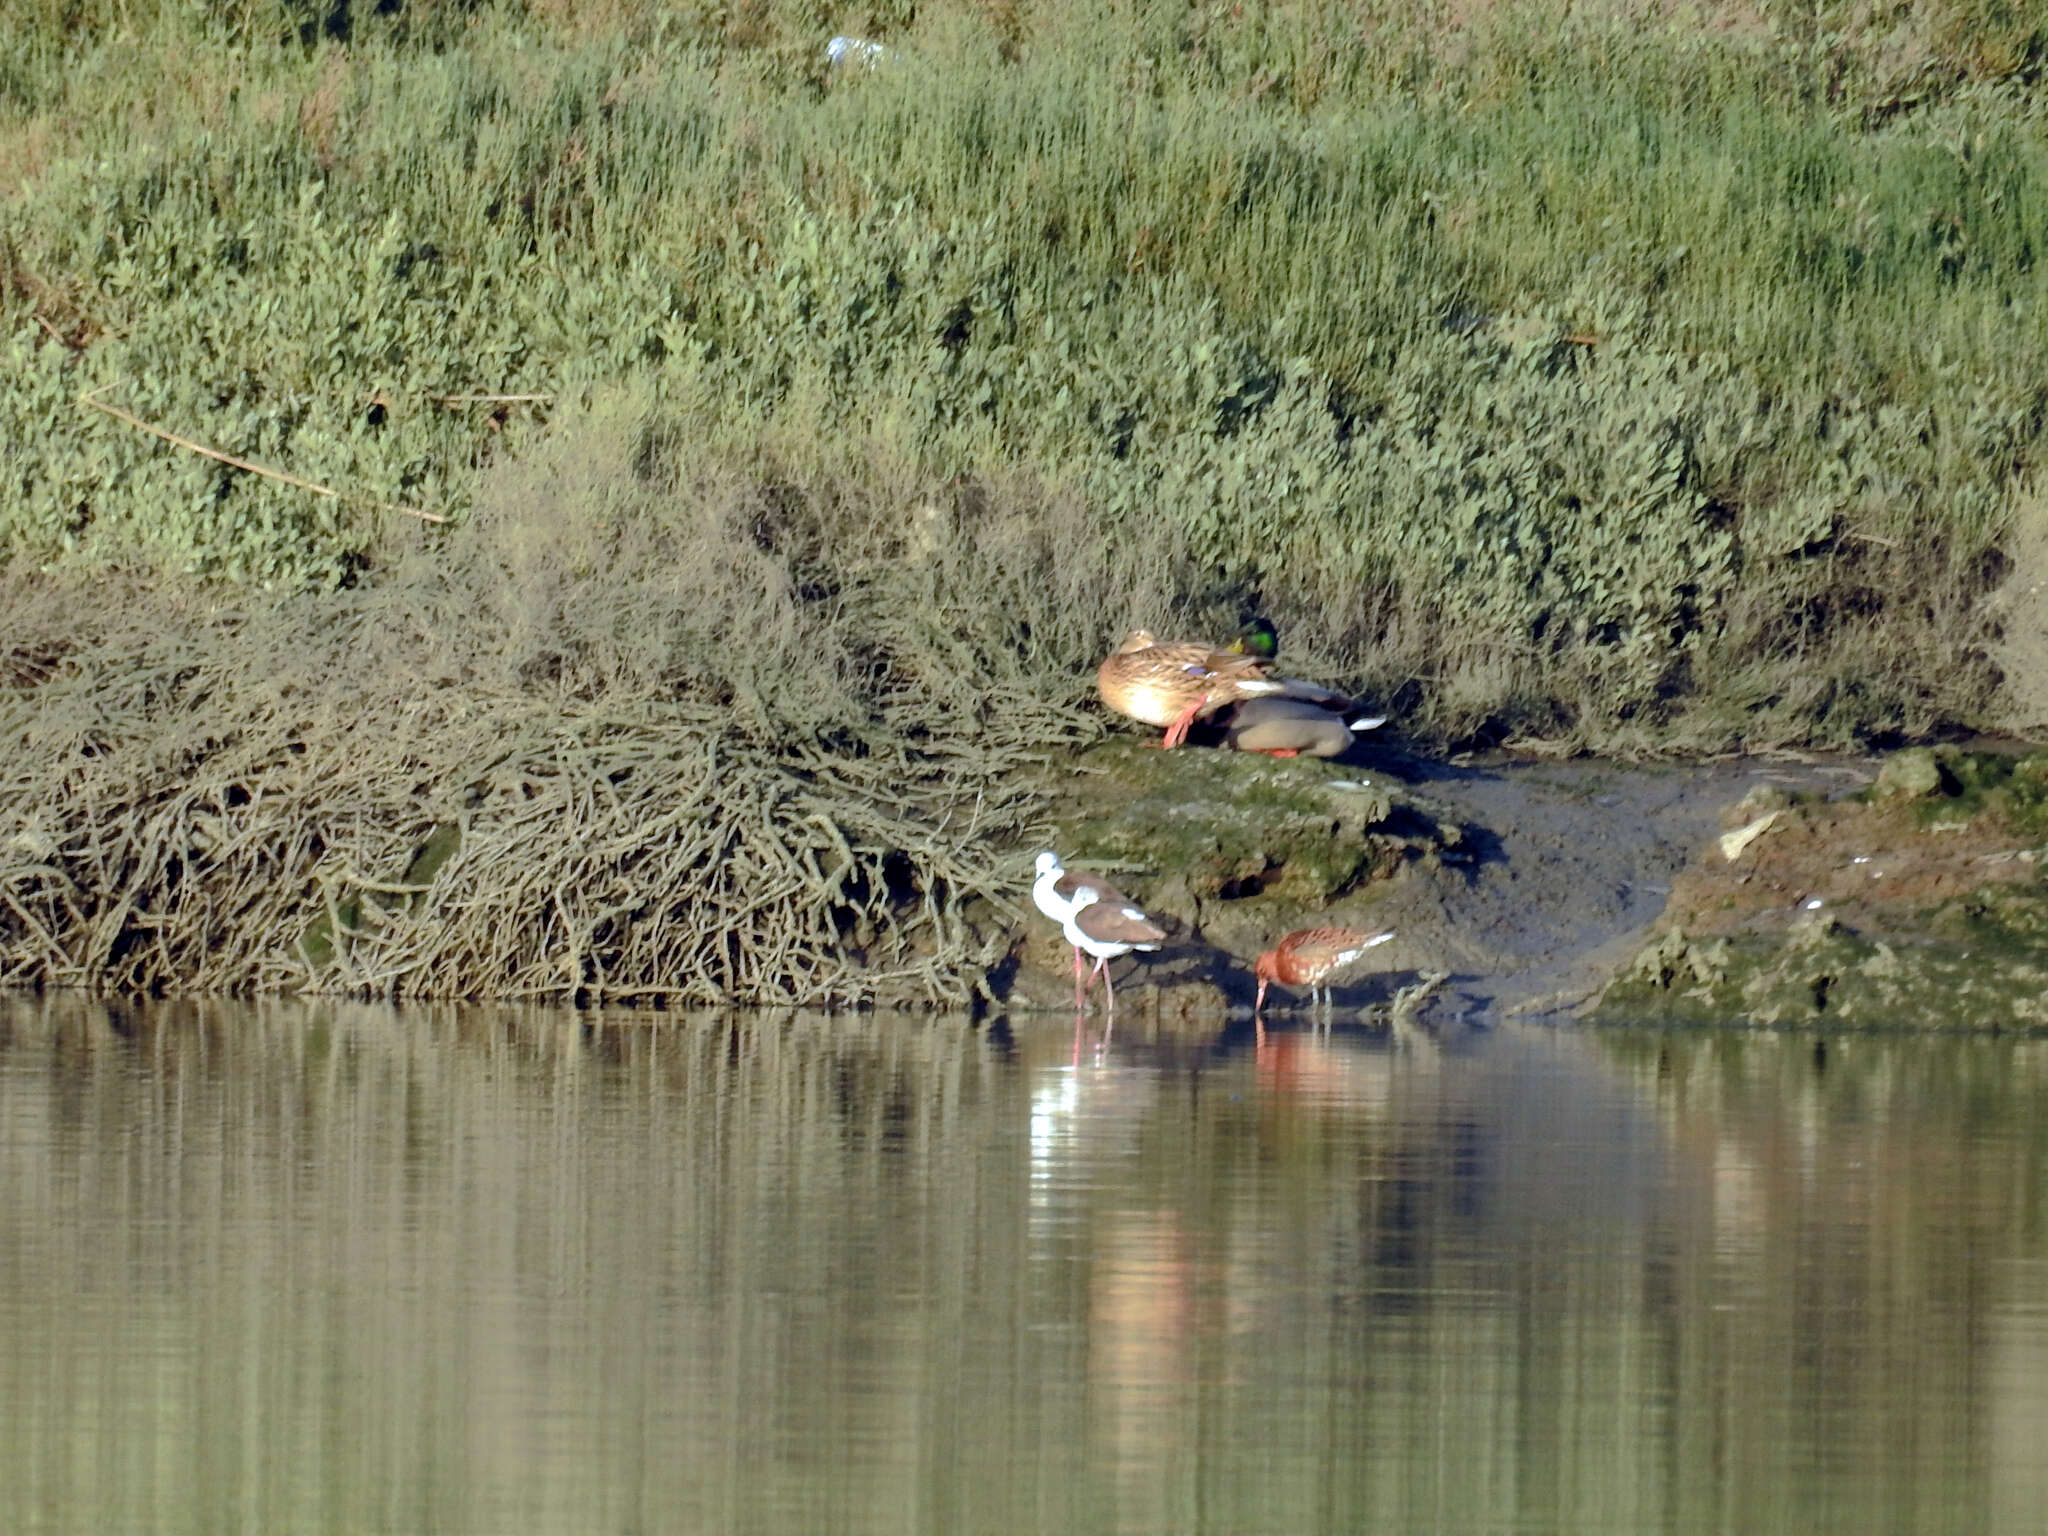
[1284,927,1394,966]
[1074,901,1167,946]
[1055,872,1131,908]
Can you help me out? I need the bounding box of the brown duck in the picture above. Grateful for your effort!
[1096,629,1290,748]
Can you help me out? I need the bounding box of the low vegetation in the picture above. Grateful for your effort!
[0,406,1130,1001]
[3,0,2046,996]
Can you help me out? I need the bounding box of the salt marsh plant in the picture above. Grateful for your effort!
[1,0,2045,748]
[4,0,2048,997]
[0,384,1146,1002]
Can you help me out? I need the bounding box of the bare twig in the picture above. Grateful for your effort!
[0,498,1086,1003]
[78,389,448,524]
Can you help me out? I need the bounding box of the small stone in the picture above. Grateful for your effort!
[1722,783,1791,828]
[1872,748,1943,800]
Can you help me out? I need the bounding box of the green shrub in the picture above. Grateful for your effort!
[3,0,2045,743]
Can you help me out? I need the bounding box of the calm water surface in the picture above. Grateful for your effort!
[2,994,2045,1535]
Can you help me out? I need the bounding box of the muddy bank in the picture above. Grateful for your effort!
[1002,736,2048,1032]
[1589,747,2048,1031]
[8,544,2042,1023]
[997,736,1867,1022]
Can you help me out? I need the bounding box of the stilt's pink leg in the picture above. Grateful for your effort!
[1072,946,1089,1011]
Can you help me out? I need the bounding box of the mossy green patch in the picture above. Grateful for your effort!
[1049,737,1459,908]
[401,821,463,891]
[1593,889,2048,1032]
[299,821,462,972]
[1858,746,2048,835]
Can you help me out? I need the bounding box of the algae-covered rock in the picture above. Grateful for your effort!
[1858,744,2048,832]
[1627,927,1730,991]
[1049,739,1456,908]
[1594,899,2048,1030]
[1592,745,2048,1031]
[1872,747,1947,800]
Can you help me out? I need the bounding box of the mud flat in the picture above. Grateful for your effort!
[1001,739,2048,1033]
[998,738,1841,1020]
[1589,747,2048,1031]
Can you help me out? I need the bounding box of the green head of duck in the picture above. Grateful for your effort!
[1229,618,1279,660]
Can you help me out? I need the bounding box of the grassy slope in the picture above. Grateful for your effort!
[4,0,2047,750]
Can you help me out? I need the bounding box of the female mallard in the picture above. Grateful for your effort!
[1096,629,1290,748]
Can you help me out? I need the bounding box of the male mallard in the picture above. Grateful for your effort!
[1226,617,1280,660]
[1219,696,1384,758]
[1096,629,1291,748]
[1225,619,1379,714]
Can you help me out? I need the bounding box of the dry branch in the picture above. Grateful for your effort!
[0,562,1070,1004]
[78,389,449,524]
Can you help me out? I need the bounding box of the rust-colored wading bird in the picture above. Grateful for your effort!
[1032,851,1167,1014]
[1253,926,1397,1014]
[1096,630,1290,749]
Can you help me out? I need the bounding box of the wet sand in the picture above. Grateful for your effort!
[1372,747,1875,1018]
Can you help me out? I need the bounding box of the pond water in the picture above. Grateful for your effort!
[2,994,2045,1535]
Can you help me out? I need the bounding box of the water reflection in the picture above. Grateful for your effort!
[0,994,2044,1534]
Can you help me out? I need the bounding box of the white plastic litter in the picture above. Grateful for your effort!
[1719,810,1781,862]
[826,35,890,67]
